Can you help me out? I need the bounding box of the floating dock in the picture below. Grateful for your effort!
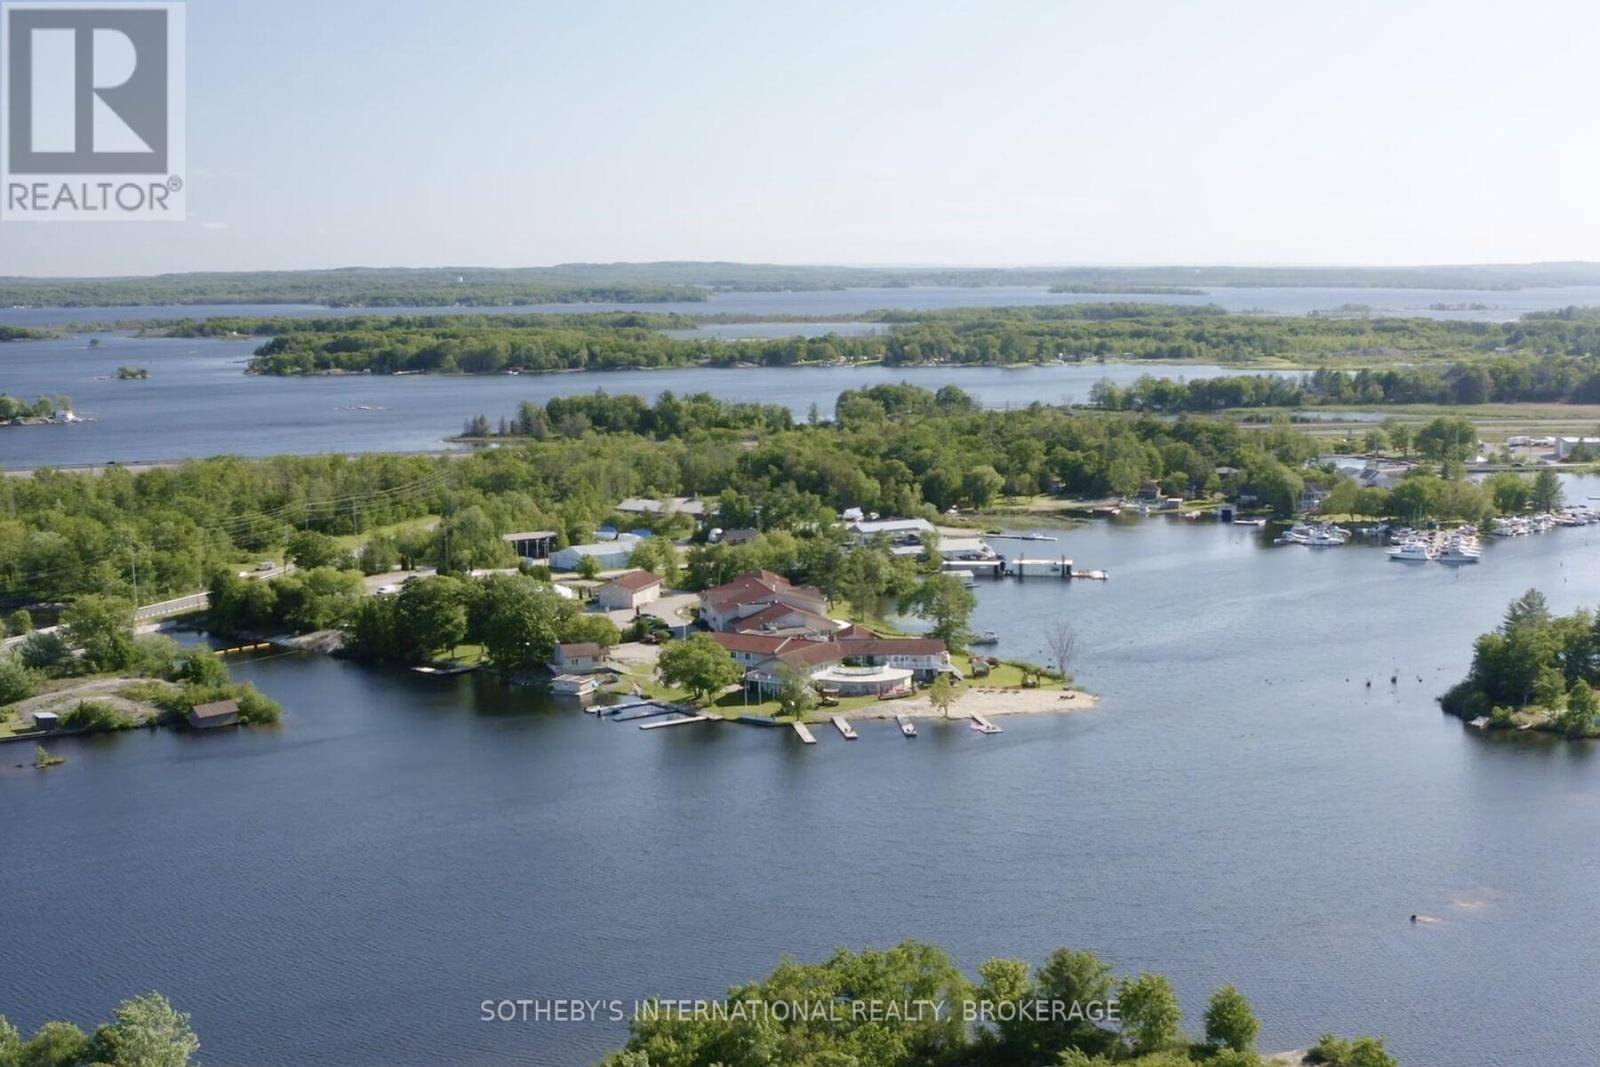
[607,702,688,722]
[411,662,479,676]
[832,715,858,740]
[793,722,817,744]
[896,715,917,738]
[971,714,1002,735]
[639,714,711,730]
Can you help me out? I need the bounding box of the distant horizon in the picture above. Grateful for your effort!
[9,257,1600,283]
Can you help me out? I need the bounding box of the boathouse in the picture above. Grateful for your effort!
[187,699,240,729]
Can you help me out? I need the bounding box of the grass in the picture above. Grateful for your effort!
[331,515,440,551]
[952,652,1061,692]
[0,714,37,739]
[440,643,484,666]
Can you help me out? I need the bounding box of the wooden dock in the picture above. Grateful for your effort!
[793,722,817,744]
[831,715,858,740]
[971,714,1002,735]
[639,715,711,730]
[896,715,917,738]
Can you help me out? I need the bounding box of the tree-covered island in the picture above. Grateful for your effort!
[1440,590,1600,737]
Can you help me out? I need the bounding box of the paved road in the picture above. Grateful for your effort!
[2,565,295,651]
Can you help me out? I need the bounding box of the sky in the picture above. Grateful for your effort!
[2,0,1598,276]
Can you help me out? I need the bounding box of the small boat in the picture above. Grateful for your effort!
[969,631,1000,646]
[897,715,917,738]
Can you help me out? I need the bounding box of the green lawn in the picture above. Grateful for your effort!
[952,652,1061,692]
[441,643,484,666]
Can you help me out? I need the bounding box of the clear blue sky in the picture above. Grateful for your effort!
[3,0,1597,276]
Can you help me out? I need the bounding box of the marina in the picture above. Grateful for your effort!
[9,483,1600,1067]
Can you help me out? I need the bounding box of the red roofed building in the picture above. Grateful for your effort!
[709,629,954,686]
[596,569,663,611]
[698,571,827,632]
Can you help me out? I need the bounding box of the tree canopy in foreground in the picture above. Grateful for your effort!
[596,939,1397,1067]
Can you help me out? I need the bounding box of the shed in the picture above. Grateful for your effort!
[187,699,241,729]
[31,711,59,732]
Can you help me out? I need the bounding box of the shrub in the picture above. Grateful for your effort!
[0,656,34,706]
[18,631,74,675]
[61,700,137,732]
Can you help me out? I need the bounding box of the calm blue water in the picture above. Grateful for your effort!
[0,334,1277,467]
[4,485,1600,1066]
[4,283,1600,327]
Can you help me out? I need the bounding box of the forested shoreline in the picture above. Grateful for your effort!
[0,385,1576,613]
[211,305,1600,377]
[0,268,706,308]
[1090,357,1600,411]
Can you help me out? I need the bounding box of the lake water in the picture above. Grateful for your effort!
[0,333,1278,468]
[5,283,1600,328]
[5,485,1600,1067]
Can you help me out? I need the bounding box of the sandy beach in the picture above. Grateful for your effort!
[850,686,1100,720]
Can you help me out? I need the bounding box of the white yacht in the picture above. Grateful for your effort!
[1437,534,1482,564]
[1388,541,1434,562]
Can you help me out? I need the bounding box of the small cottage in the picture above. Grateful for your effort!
[550,642,605,674]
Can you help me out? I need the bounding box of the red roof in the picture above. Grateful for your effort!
[711,632,799,655]
[606,569,662,592]
[701,572,786,612]
[555,642,602,659]
[734,602,834,634]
